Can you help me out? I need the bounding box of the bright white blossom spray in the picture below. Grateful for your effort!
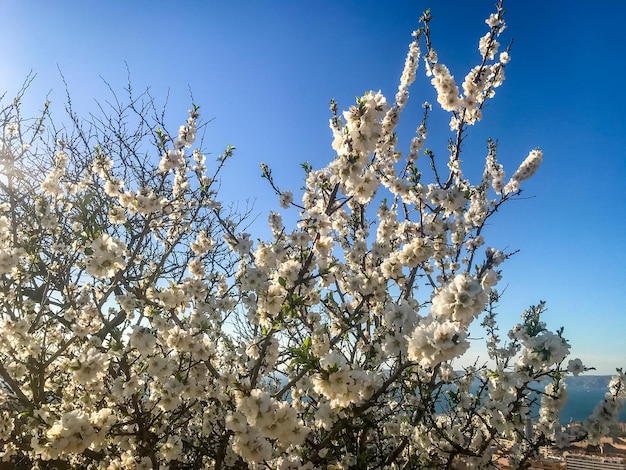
[0,1,622,468]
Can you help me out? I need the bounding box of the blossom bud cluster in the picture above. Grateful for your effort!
[431,272,489,326]
[407,317,469,367]
[31,409,116,461]
[311,365,381,409]
[242,389,307,442]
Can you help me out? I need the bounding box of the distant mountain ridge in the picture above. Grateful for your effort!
[560,375,626,424]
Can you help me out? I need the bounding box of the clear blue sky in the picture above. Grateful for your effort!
[3,1,625,374]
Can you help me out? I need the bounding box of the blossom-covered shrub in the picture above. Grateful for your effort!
[0,1,624,469]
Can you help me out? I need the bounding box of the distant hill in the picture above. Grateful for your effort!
[560,375,626,424]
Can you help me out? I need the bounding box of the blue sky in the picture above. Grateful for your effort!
[3,1,625,375]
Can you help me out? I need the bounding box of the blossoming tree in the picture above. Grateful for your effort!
[0,2,624,469]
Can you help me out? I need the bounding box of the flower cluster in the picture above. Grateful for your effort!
[0,1,622,469]
[407,318,469,367]
[226,388,309,463]
[85,234,127,278]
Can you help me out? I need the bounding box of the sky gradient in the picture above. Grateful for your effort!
[3,1,625,374]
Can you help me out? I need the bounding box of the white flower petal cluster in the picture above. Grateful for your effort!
[33,411,97,460]
[430,64,460,112]
[479,32,500,60]
[85,234,127,278]
[517,329,570,370]
[0,3,622,468]
[68,347,110,385]
[158,148,185,173]
[279,190,293,209]
[407,318,469,367]
[40,150,68,198]
[189,230,215,255]
[537,381,568,438]
[0,411,14,441]
[334,91,390,156]
[431,272,489,327]
[395,32,421,109]
[505,148,543,193]
[484,143,506,194]
[427,184,468,216]
[567,357,585,376]
[328,91,391,203]
[158,107,198,173]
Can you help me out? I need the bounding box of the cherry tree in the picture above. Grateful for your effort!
[0,2,624,469]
